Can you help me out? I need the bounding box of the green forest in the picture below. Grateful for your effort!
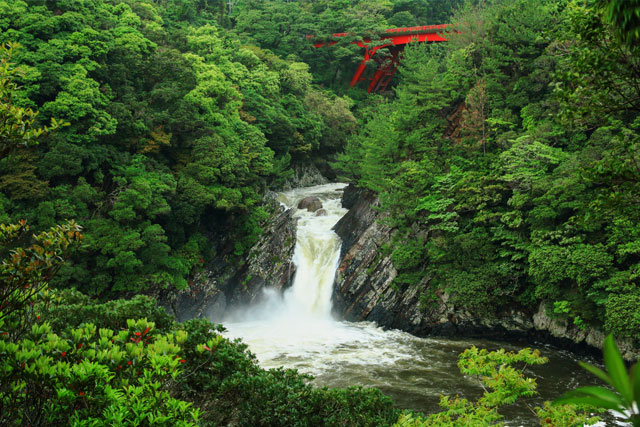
[1,0,639,425]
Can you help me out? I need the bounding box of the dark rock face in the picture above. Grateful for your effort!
[160,199,298,322]
[332,186,429,333]
[331,186,640,361]
[280,163,328,190]
[298,196,323,212]
[223,206,298,308]
[340,183,361,210]
[161,270,223,323]
[333,186,378,259]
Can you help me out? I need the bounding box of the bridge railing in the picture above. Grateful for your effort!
[307,24,451,44]
[382,24,450,35]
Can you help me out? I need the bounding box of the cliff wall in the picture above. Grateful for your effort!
[161,199,297,322]
[331,185,639,361]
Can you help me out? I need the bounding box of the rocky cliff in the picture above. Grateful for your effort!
[160,198,297,322]
[280,163,329,190]
[332,185,639,361]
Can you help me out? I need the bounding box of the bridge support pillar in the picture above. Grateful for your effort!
[368,45,403,93]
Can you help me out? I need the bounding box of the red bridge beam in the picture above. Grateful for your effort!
[310,24,450,92]
[310,24,450,47]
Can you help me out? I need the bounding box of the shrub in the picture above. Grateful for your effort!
[0,317,200,426]
[37,289,175,334]
[605,292,640,341]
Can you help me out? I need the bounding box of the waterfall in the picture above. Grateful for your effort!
[223,183,419,370]
[279,183,346,319]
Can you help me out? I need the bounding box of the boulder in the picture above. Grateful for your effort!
[298,196,323,212]
[315,208,328,217]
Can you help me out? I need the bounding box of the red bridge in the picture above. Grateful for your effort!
[310,25,450,93]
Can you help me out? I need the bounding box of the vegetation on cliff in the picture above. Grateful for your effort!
[336,0,640,344]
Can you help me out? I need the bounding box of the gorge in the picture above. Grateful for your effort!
[211,183,616,426]
[170,179,638,361]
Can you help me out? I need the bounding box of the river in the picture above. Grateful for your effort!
[223,183,621,426]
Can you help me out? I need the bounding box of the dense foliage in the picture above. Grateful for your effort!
[335,0,640,342]
[0,0,358,296]
[2,0,640,424]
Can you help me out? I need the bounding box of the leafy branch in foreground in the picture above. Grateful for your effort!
[595,0,640,47]
[0,317,200,426]
[395,347,600,426]
[554,334,640,426]
[0,220,83,322]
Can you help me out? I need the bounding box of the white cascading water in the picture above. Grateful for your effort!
[278,183,345,319]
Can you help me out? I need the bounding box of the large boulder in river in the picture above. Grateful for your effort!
[298,196,323,212]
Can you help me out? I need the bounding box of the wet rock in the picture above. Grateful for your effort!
[315,209,328,217]
[159,198,298,323]
[533,303,639,361]
[298,196,323,212]
[332,191,404,325]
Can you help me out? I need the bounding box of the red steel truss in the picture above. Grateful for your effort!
[310,25,449,93]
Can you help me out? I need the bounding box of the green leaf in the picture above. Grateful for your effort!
[603,334,633,405]
[632,363,640,410]
[566,386,625,407]
[553,395,622,411]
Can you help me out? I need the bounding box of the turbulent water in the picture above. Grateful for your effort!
[223,184,622,426]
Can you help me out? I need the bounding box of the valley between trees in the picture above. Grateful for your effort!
[1,0,639,425]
